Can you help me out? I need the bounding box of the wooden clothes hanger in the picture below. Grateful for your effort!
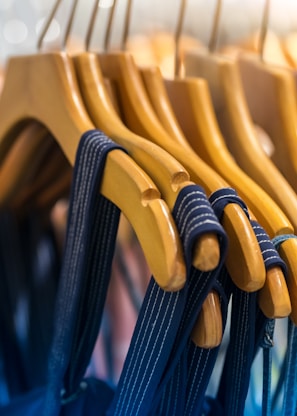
[90,0,268,296]
[96,0,289,320]
[183,2,297,234]
[60,0,225,348]
[0,49,190,294]
[40,0,222,277]
[90,0,292,335]
[124,3,290,319]
[165,0,294,321]
[235,0,297,195]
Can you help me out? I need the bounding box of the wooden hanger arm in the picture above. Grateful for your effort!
[0,52,187,291]
[258,267,291,319]
[191,291,222,348]
[165,71,293,318]
[238,54,297,193]
[165,76,294,237]
[139,66,191,149]
[73,52,221,273]
[279,239,297,325]
[95,51,267,292]
[184,51,297,233]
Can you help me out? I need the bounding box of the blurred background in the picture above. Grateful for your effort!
[0,0,297,66]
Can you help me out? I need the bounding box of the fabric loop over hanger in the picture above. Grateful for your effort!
[107,184,228,416]
[251,221,287,275]
[209,187,250,219]
[272,233,297,250]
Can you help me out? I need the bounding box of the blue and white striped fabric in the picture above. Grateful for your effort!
[0,130,228,416]
[153,188,287,416]
[108,186,228,416]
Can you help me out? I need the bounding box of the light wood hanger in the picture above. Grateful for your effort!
[62,0,223,348]
[183,0,297,233]
[0,51,189,294]
[92,0,266,296]
[165,0,293,321]
[121,0,290,321]
[41,0,222,276]
[236,0,297,194]
[97,0,291,334]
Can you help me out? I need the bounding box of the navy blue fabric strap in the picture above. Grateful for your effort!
[209,187,250,219]
[154,188,250,416]
[107,185,228,416]
[217,220,286,416]
[43,130,124,415]
[161,188,286,416]
[260,318,275,416]
[270,234,297,416]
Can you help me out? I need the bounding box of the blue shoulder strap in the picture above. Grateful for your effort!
[107,185,228,416]
[43,130,124,415]
[155,188,287,416]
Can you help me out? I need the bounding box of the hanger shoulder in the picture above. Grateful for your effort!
[191,290,222,348]
[258,266,291,319]
[238,53,297,193]
[278,238,297,325]
[80,50,266,293]
[139,65,190,148]
[0,52,187,291]
[73,52,221,273]
[165,68,292,317]
[98,51,179,145]
[165,75,294,237]
[184,51,297,233]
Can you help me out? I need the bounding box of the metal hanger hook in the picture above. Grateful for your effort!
[174,0,187,78]
[85,0,130,53]
[103,0,132,52]
[37,0,79,52]
[208,0,222,53]
[36,0,63,51]
[258,0,270,61]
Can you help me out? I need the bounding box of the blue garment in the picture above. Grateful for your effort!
[108,185,228,416]
[153,188,287,416]
[0,211,60,403]
[0,130,227,416]
[271,235,297,416]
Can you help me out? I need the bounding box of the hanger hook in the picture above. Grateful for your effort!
[258,0,270,61]
[85,0,100,51]
[37,0,79,51]
[85,0,118,52]
[36,0,63,51]
[62,0,80,50]
[174,0,187,78]
[208,0,222,53]
[103,0,118,52]
[122,0,133,51]
[103,0,132,52]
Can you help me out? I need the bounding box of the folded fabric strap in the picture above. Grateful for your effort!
[0,130,227,416]
[155,188,287,416]
[43,130,125,415]
[0,130,124,416]
[271,234,297,416]
[107,185,228,416]
[214,190,286,416]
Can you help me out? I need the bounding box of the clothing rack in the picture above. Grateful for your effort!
[1,1,297,415]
